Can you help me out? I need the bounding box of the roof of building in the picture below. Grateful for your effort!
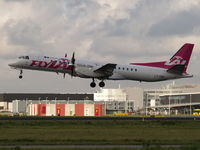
[0,93,94,102]
[159,92,200,97]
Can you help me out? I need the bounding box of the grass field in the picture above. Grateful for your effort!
[0,147,199,150]
[0,147,198,150]
[0,119,200,147]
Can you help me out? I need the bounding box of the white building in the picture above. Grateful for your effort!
[124,87,144,111]
[94,87,144,112]
[94,88,127,101]
[145,83,200,108]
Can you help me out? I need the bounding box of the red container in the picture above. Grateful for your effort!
[56,104,65,116]
[37,104,46,116]
[28,105,30,115]
[75,104,84,116]
[94,104,102,116]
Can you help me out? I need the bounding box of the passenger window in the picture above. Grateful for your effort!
[118,67,120,70]
[135,69,137,72]
[131,69,133,71]
[123,68,125,70]
[127,68,129,71]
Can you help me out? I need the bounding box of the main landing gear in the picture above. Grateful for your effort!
[90,78,105,88]
[90,82,96,88]
[19,70,23,79]
[90,78,96,88]
[99,81,105,87]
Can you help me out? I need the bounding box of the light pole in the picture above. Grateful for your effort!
[190,94,192,116]
[46,97,48,105]
[55,97,57,105]
[68,97,70,104]
[169,88,172,116]
[146,93,148,116]
[38,97,41,104]
[25,98,28,116]
[105,101,107,115]
[169,95,171,116]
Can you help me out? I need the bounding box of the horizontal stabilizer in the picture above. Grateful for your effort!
[167,64,185,75]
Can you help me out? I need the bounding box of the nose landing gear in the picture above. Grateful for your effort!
[19,70,23,79]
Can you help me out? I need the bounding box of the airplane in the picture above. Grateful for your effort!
[9,43,194,88]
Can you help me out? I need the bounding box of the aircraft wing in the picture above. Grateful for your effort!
[94,63,117,76]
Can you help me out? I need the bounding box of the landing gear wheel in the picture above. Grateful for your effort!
[99,81,105,88]
[90,82,96,88]
[19,70,23,79]
[19,75,23,79]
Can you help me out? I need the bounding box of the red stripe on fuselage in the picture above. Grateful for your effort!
[130,61,168,69]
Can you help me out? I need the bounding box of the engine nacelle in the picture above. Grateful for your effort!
[75,64,104,78]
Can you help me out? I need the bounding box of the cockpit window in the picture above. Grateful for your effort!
[19,56,29,59]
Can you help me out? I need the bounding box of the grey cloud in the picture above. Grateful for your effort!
[4,19,41,46]
[2,18,70,61]
[63,0,100,19]
[63,1,133,38]
[148,9,200,37]
[4,0,26,2]
[100,19,131,37]
[89,37,171,64]
[2,19,52,56]
[92,0,173,38]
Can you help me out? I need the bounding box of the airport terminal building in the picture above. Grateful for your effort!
[145,83,200,115]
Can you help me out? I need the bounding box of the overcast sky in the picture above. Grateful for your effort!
[0,0,200,93]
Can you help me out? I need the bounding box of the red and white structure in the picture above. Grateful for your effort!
[28,104,103,116]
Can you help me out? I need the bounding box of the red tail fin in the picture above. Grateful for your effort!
[164,43,194,73]
[130,43,194,74]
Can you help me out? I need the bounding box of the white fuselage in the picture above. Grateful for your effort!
[9,56,187,82]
